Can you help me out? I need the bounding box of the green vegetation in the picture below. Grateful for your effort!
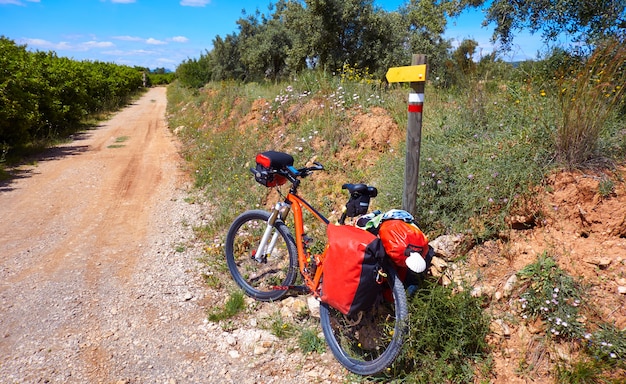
[175,0,624,87]
[390,280,491,383]
[168,38,624,381]
[517,254,625,382]
[0,36,144,161]
[207,291,246,322]
[517,254,585,340]
[297,328,325,354]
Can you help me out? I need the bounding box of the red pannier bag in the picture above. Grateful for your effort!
[320,225,386,316]
[378,219,429,281]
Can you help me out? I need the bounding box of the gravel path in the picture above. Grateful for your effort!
[0,88,345,384]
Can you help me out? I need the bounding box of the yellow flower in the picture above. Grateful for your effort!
[540,90,546,97]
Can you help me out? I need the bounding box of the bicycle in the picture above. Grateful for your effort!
[225,151,408,375]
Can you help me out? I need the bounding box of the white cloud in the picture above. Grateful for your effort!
[0,0,40,5]
[81,41,115,49]
[169,36,189,43]
[102,49,157,56]
[180,0,210,7]
[146,38,167,45]
[20,38,115,52]
[110,0,135,3]
[113,35,144,42]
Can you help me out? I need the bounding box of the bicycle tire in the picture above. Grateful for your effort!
[225,210,298,301]
[320,262,408,375]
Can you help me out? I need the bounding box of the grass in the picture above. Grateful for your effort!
[298,328,326,354]
[207,291,245,322]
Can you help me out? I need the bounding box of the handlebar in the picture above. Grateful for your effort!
[286,161,324,178]
[249,161,324,187]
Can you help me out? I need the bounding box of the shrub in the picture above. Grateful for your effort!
[390,280,491,382]
[517,253,585,340]
[554,39,626,167]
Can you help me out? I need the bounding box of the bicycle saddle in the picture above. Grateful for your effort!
[256,151,294,169]
[342,183,378,197]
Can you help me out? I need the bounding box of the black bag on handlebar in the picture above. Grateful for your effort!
[320,225,386,316]
[253,151,294,187]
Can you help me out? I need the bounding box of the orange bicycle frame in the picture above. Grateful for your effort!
[285,192,329,296]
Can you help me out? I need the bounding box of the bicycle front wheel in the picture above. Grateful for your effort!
[320,262,408,375]
[225,210,298,302]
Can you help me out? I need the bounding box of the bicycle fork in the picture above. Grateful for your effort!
[254,202,291,263]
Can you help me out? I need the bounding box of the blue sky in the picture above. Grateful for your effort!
[0,0,548,71]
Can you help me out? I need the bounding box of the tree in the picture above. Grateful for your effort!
[475,0,626,49]
[238,2,293,80]
[402,0,464,80]
[452,38,478,75]
[211,33,245,81]
[284,0,405,75]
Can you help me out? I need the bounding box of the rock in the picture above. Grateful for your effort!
[429,234,464,261]
[490,319,511,337]
[429,256,448,277]
[307,296,320,318]
[502,274,518,298]
[618,286,626,295]
[280,297,307,318]
[507,215,537,230]
[586,257,612,269]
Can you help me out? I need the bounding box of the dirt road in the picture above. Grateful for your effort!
[0,88,346,384]
[0,88,205,383]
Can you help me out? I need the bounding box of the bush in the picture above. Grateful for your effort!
[554,39,626,167]
[390,280,491,382]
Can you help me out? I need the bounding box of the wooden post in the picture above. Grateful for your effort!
[385,55,427,217]
[403,54,426,216]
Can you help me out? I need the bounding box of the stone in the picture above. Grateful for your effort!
[490,319,511,337]
[307,296,320,318]
[429,256,448,277]
[429,234,464,261]
[502,274,518,298]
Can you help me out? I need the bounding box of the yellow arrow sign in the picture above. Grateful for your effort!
[385,64,427,83]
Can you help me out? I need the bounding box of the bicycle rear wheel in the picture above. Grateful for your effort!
[225,210,298,301]
[320,262,408,375]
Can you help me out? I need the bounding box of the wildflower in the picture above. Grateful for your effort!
[540,90,546,97]
[584,333,592,340]
[610,353,617,358]
[467,174,474,180]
